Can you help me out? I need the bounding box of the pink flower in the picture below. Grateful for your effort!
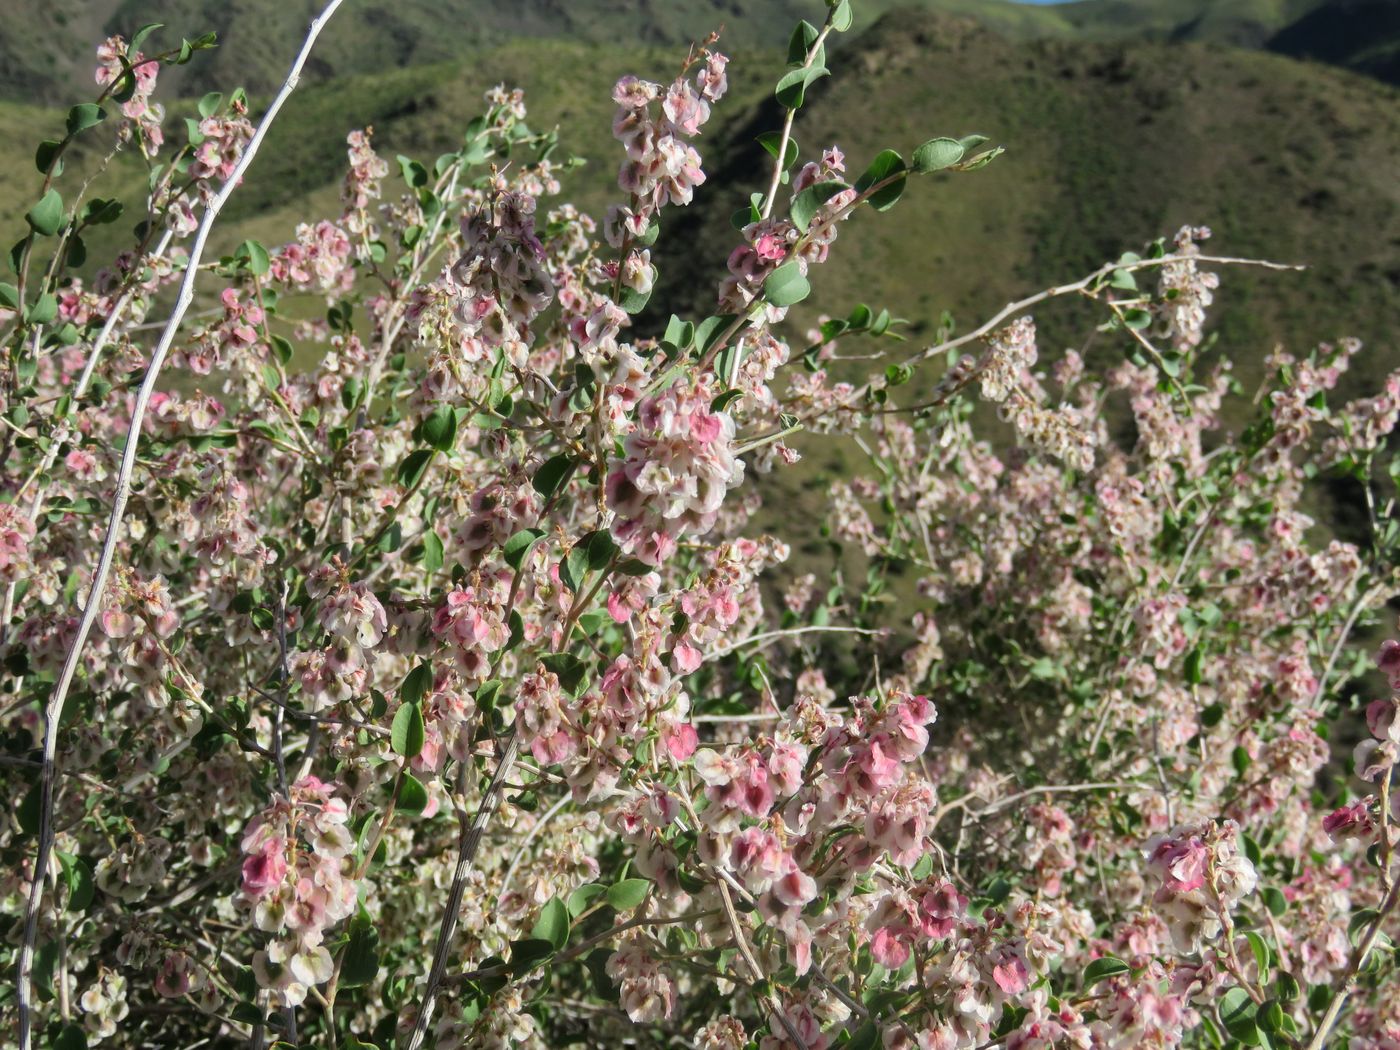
[1322,798,1375,842]
[241,841,288,897]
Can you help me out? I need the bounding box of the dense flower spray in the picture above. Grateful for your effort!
[0,7,1397,1050]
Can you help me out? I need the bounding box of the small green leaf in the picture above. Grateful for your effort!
[567,883,606,917]
[662,314,694,351]
[25,294,58,326]
[790,181,848,232]
[532,454,576,498]
[830,0,853,32]
[775,65,828,110]
[421,530,445,573]
[130,22,164,51]
[391,703,425,759]
[1219,986,1258,1042]
[616,268,655,314]
[397,772,429,815]
[420,405,458,452]
[396,449,434,489]
[56,851,94,912]
[340,915,380,987]
[34,140,64,176]
[239,239,270,276]
[401,663,433,707]
[508,937,555,974]
[66,103,107,136]
[197,92,224,118]
[855,149,907,211]
[26,190,64,236]
[756,131,799,171]
[912,137,964,173]
[503,528,546,570]
[764,261,810,307]
[532,897,570,950]
[1083,956,1131,987]
[606,878,650,911]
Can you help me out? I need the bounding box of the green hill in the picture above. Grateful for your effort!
[4,0,1397,107]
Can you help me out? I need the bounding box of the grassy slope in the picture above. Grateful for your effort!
[1,0,1365,106]
[4,7,1395,365]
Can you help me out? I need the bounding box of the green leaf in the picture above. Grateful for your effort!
[532,454,576,499]
[197,92,223,118]
[81,198,124,226]
[0,283,17,310]
[606,878,650,911]
[567,883,606,917]
[662,314,693,351]
[774,65,828,110]
[1244,930,1271,977]
[420,405,458,452]
[26,189,64,236]
[26,294,58,326]
[391,703,425,759]
[956,145,1005,171]
[239,239,270,276]
[421,530,444,573]
[503,528,546,570]
[397,772,429,815]
[34,140,63,176]
[764,261,810,307]
[1083,956,1131,986]
[532,897,570,950]
[691,315,731,356]
[1185,647,1204,684]
[52,1024,86,1050]
[855,149,906,211]
[1220,986,1258,1042]
[396,154,428,188]
[508,938,555,974]
[579,529,619,570]
[340,915,381,987]
[1262,887,1287,917]
[830,0,853,32]
[66,103,106,136]
[130,23,164,51]
[756,132,799,171]
[788,20,821,65]
[790,181,848,232]
[396,449,434,489]
[401,663,433,707]
[912,137,964,173]
[56,851,94,912]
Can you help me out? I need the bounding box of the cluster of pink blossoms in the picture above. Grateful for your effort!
[238,776,357,1007]
[611,48,727,219]
[95,36,163,154]
[606,378,744,565]
[1144,820,1259,951]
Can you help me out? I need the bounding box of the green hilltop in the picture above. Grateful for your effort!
[3,0,1397,105]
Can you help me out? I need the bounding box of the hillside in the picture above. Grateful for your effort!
[3,0,1397,106]
[3,6,1396,366]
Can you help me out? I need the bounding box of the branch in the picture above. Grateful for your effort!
[14,4,348,1045]
[404,729,520,1050]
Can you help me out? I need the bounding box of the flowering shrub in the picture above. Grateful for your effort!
[2,2,1398,1049]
